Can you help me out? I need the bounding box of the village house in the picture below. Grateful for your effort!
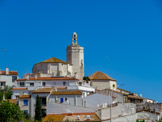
[0,68,18,88]
[30,88,84,117]
[89,71,117,90]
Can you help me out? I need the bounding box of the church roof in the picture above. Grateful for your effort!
[89,71,116,81]
[41,57,68,64]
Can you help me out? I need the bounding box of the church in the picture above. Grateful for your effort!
[31,32,84,80]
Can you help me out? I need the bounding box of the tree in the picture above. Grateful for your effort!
[35,95,42,121]
[0,86,12,102]
[156,118,162,122]
[83,76,90,83]
[0,100,23,121]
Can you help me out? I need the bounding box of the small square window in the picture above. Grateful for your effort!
[30,83,34,86]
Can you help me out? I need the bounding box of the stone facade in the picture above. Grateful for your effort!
[67,45,84,80]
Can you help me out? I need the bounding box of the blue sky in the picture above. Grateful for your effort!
[0,0,162,102]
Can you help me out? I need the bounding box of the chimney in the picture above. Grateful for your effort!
[26,75,29,80]
[35,74,38,79]
[6,67,9,75]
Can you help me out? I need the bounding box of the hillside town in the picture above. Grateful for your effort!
[0,32,162,122]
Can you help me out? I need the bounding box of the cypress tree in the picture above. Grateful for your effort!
[35,95,42,121]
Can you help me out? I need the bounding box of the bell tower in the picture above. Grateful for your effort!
[67,32,84,79]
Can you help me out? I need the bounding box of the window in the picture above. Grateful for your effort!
[60,98,64,103]
[41,97,46,106]
[24,110,28,113]
[79,82,82,86]
[30,83,34,87]
[63,81,66,86]
[20,82,25,87]
[0,82,5,86]
[23,100,28,106]
[12,76,17,82]
[43,82,46,86]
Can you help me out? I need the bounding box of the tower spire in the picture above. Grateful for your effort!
[72,32,78,45]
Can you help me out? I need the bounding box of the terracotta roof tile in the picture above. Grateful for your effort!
[89,71,116,81]
[19,95,31,99]
[0,71,18,75]
[51,90,82,95]
[128,95,144,100]
[32,88,82,95]
[17,77,77,81]
[43,113,101,122]
[35,57,69,66]
[43,114,65,122]
[12,88,27,90]
[8,99,17,104]
[32,88,52,93]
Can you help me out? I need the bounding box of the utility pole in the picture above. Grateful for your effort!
[110,90,112,122]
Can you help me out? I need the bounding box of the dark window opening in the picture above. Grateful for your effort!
[41,97,46,106]
[63,81,66,86]
[43,82,46,86]
[20,82,25,87]
[30,83,34,86]
[12,76,17,82]
[0,82,5,86]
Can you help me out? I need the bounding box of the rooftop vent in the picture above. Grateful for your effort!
[77,115,80,120]
[87,115,90,120]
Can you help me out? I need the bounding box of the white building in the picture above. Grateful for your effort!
[12,77,95,99]
[12,77,79,99]
[0,68,18,88]
[31,32,84,80]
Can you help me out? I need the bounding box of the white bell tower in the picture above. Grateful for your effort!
[67,32,84,79]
